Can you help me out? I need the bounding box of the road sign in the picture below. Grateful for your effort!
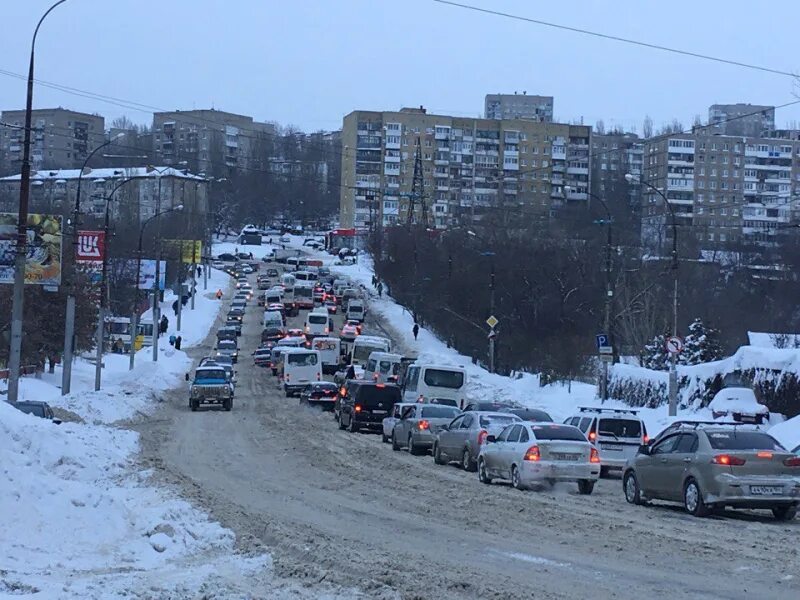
[596,333,613,355]
[599,354,614,363]
[486,315,499,329]
[665,336,683,354]
[487,330,497,340]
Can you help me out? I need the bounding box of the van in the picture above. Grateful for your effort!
[281,273,295,293]
[283,349,322,396]
[341,288,359,309]
[364,352,402,384]
[346,299,365,323]
[294,270,317,283]
[563,407,648,474]
[349,335,391,368]
[333,279,349,297]
[311,336,341,374]
[305,310,331,337]
[402,363,467,407]
[263,310,284,329]
[265,289,283,306]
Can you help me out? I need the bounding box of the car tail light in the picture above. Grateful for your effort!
[477,429,489,445]
[642,434,649,444]
[757,451,773,459]
[417,395,424,403]
[316,372,321,381]
[712,454,746,466]
[339,387,346,396]
[376,383,385,388]
[524,445,541,461]
[418,420,430,431]
[784,457,800,467]
[354,404,362,413]
[373,373,379,380]
[590,447,600,463]
[588,431,597,442]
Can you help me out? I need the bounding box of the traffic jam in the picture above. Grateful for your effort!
[195,248,800,523]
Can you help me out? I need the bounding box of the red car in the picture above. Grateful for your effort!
[325,299,338,314]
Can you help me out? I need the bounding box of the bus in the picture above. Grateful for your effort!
[104,316,154,353]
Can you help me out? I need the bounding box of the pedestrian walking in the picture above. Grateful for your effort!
[197,265,202,277]
[215,289,223,300]
[371,275,377,287]
[172,299,179,316]
[377,281,383,297]
[160,315,169,334]
[175,336,182,351]
[412,322,419,341]
[346,364,356,380]
[169,334,176,346]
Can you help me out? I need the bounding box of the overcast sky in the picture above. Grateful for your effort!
[2,0,799,133]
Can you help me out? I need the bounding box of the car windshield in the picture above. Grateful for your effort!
[17,404,46,417]
[424,368,464,389]
[218,341,236,350]
[356,385,401,406]
[214,356,233,366]
[196,369,226,380]
[479,415,518,427]
[707,431,784,450]
[531,425,586,441]
[598,418,642,439]
[378,360,398,374]
[313,383,338,391]
[421,406,460,419]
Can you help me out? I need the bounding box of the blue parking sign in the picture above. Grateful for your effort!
[596,334,609,349]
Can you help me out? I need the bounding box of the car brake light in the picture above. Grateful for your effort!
[316,372,321,380]
[339,387,346,396]
[418,420,430,430]
[524,445,541,461]
[477,429,488,445]
[757,451,773,459]
[590,447,600,463]
[783,457,800,467]
[712,454,746,466]
[354,405,362,413]
[588,431,596,441]
[376,383,385,388]
[642,435,649,444]
[417,395,424,403]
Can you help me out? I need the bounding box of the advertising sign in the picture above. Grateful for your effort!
[0,213,63,285]
[77,230,105,261]
[163,239,202,264]
[111,258,166,290]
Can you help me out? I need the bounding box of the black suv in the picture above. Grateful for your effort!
[337,381,401,433]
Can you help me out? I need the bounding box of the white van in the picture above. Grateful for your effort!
[294,270,317,284]
[263,310,284,329]
[364,352,402,384]
[346,299,365,323]
[349,335,391,368]
[402,363,467,406]
[265,290,283,307]
[311,336,341,374]
[281,273,295,293]
[305,310,331,337]
[283,349,322,396]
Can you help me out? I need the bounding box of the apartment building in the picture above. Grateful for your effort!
[0,108,105,174]
[485,93,554,122]
[152,109,276,174]
[591,131,643,215]
[340,107,590,230]
[642,130,799,250]
[708,104,774,138]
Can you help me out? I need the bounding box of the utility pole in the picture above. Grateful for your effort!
[407,137,425,227]
[489,261,496,373]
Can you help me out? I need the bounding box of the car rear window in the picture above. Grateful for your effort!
[313,383,338,391]
[421,406,460,419]
[598,418,642,439]
[707,431,784,450]
[356,385,401,406]
[423,369,464,389]
[511,409,553,422]
[287,353,318,366]
[309,315,328,324]
[531,425,587,441]
[479,415,518,428]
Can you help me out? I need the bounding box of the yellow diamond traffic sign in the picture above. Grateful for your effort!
[486,315,499,329]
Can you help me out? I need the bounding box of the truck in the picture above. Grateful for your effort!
[187,365,235,412]
[293,282,315,310]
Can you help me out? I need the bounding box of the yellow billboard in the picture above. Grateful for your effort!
[163,239,202,264]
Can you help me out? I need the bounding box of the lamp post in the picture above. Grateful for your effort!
[6,0,68,404]
[93,176,136,390]
[129,204,184,370]
[467,230,497,373]
[626,173,679,416]
[61,132,125,395]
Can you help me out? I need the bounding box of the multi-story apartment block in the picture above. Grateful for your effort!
[152,109,276,174]
[340,107,590,230]
[642,129,799,250]
[591,132,643,215]
[485,93,554,122]
[708,104,775,138]
[0,107,105,174]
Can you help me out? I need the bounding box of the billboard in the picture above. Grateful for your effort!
[111,259,166,290]
[77,230,106,261]
[163,239,202,264]
[0,213,63,285]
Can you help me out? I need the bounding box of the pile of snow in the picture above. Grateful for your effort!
[769,415,800,451]
[748,331,800,349]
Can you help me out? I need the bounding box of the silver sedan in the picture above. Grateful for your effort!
[478,422,600,494]
[391,404,462,454]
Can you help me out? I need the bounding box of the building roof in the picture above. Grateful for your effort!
[0,166,206,182]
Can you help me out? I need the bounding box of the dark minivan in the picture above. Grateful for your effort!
[338,382,401,433]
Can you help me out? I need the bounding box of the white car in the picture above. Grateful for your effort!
[708,387,769,424]
[280,235,291,243]
[382,402,417,444]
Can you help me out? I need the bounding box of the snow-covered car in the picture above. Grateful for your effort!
[14,401,61,424]
[280,235,291,243]
[708,387,769,424]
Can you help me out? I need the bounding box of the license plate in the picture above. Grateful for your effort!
[750,485,783,496]
[601,444,623,451]
[552,453,581,461]
[372,410,387,416]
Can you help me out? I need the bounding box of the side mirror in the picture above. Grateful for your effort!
[184,373,189,381]
[638,444,651,455]
[486,435,496,443]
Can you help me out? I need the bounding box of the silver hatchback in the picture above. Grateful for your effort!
[433,411,522,471]
[623,425,800,520]
[391,404,462,454]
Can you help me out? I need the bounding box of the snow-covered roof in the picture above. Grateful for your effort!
[0,166,207,182]
[747,331,800,349]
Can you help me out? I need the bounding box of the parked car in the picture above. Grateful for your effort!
[478,422,600,493]
[299,381,340,409]
[708,387,769,424]
[14,400,61,424]
[623,423,800,520]
[337,382,402,433]
[382,402,418,443]
[433,411,523,471]
[391,404,462,454]
[564,407,648,475]
[217,253,237,262]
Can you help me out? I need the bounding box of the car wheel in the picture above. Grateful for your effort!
[347,415,359,433]
[772,505,798,521]
[623,471,644,505]
[337,412,346,430]
[381,432,389,444]
[578,479,595,495]
[462,448,477,472]
[684,478,710,517]
[511,465,526,491]
[190,399,198,412]
[223,398,232,412]
[408,435,423,456]
[599,466,609,478]
[433,443,445,465]
[478,458,492,485]
[391,431,401,451]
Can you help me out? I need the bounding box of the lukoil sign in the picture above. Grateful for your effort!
[77,230,105,261]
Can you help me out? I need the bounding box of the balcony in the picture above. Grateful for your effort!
[384,155,400,163]
[435,128,450,140]
[566,166,589,175]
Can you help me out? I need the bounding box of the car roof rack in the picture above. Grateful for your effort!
[668,420,763,430]
[578,406,640,415]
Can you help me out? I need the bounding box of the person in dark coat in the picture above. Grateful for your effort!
[174,335,182,350]
[345,364,356,380]
[172,299,179,316]
[377,281,383,297]
[412,322,419,340]
[160,315,169,334]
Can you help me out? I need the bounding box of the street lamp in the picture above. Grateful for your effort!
[467,230,497,373]
[129,204,184,370]
[626,172,680,416]
[93,176,136,390]
[61,131,125,395]
[7,0,68,404]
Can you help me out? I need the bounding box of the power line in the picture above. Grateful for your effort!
[432,0,798,78]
